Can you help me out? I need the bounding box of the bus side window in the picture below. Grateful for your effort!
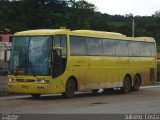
[139,42,150,57]
[61,35,67,57]
[150,43,156,57]
[54,35,67,57]
[116,40,128,56]
[52,35,67,78]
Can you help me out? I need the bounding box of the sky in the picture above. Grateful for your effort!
[85,0,160,16]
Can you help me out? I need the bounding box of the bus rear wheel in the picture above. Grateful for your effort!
[133,75,141,91]
[122,76,132,93]
[62,79,76,98]
[31,94,41,99]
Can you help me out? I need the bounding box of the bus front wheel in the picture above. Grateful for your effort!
[122,76,132,93]
[62,79,76,98]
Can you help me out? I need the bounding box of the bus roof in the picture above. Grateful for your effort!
[135,37,155,42]
[14,29,69,36]
[71,30,126,39]
[14,29,155,43]
[70,30,155,43]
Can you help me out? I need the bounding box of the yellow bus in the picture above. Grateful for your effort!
[6,29,157,98]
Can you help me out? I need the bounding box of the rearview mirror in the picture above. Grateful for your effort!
[53,46,63,51]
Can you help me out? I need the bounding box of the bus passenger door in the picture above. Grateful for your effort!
[52,35,67,78]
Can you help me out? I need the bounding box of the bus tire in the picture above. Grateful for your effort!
[133,75,141,91]
[62,78,76,98]
[31,94,41,99]
[122,76,132,93]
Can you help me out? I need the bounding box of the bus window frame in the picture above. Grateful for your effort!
[69,35,156,58]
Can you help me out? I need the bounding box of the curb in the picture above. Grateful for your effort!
[154,82,160,85]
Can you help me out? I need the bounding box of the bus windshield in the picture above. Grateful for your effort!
[9,36,52,76]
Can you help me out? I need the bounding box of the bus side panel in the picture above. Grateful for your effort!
[128,57,156,86]
[139,57,156,85]
[86,56,103,90]
[67,56,89,91]
[102,57,121,88]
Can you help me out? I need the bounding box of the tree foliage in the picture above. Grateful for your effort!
[0,0,160,46]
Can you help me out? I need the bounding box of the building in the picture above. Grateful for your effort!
[0,33,12,68]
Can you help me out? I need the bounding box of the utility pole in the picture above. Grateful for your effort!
[132,16,135,37]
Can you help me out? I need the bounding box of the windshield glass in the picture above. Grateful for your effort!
[9,36,52,76]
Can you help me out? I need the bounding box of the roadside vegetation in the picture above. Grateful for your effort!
[0,0,160,47]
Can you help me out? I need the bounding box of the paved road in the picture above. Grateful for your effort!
[0,85,160,114]
[0,76,8,90]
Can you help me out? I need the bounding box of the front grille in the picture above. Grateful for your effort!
[16,79,35,82]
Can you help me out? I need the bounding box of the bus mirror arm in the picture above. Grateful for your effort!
[53,46,63,51]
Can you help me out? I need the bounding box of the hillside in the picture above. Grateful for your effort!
[0,0,160,47]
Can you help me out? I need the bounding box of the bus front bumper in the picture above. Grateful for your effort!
[8,82,53,94]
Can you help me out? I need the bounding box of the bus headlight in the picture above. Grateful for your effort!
[9,79,12,82]
[9,79,17,82]
[35,80,49,84]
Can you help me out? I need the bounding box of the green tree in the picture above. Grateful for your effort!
[67,0,96,29]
